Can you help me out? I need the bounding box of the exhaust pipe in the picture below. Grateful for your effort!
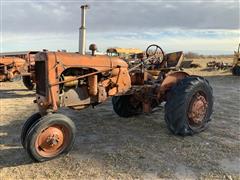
[79,4,89,55]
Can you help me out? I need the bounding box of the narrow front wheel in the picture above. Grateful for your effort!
[22,76,35,90]
[21,112,42,148]
[25,114,76,162]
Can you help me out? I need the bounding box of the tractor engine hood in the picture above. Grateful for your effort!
[35,52,129,72]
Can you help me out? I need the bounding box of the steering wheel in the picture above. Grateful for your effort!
[146,44,165,65]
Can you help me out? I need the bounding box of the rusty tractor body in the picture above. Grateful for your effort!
[21,44,213,162]
[0,56,26,81]
[232,44,240,76]
[0,51,38,89]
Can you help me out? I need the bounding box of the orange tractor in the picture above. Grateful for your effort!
[0,51,38,90]
[0,56,25,81]
[21,44,213,162]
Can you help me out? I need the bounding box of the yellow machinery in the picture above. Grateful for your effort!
[106,48,143,58]
[232,44,240,76]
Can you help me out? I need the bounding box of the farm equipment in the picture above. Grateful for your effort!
[21,44,213,162]
[107,47,144,65]
[107,48,143,58]
[0,51,38,90]
[232,44,240,76]
[207,61,231,70]
[0,56,26,81]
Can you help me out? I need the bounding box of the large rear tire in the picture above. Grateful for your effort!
[112,95,142,118]
[165,76,213,136]
[22,76,35,90]
[24,114,76,162]
[232,65,240,76]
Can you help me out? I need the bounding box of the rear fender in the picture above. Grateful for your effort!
[159,71,189,98]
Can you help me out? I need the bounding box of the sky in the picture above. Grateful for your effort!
[0,0,239,54]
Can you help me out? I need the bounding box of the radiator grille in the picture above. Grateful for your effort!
[35,61,46,96]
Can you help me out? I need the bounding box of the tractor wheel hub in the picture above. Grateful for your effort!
[188,93,208,125]
[35,126,65,157]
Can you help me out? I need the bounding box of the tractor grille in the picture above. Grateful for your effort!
[35,61,46,96]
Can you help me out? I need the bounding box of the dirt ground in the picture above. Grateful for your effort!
[0,62,240,179]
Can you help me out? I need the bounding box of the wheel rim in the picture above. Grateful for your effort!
[188,92,208,127]
[35,124,70,157]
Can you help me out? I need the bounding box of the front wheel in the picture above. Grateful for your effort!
[21,112,42,148]
[165,76,213,136]
[22,76,35,90]
[24,114,76,162]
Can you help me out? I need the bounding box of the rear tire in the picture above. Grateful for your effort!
[112,95,142,117]
[232,65,240,76]
[25,114,76,162]
[165,76,213,136]
[22,76,35,90]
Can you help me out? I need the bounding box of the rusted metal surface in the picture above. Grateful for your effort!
[0,51,38,57]
[21,43,214,162]
[128,50,184,72]
[188,92,208,125]
[146,44,164,59]
[0,57,26,81]
[50,69,113,86]
[62,87,91,108]
[35,124,69,157]
[142,86,154,113]
[0,51,38,70]
[130,71,144,85]
[0,51,38,84]
[33,44,190,115]
[89,44,97,56]
[32,44,187,115]
[163,51,184,70]
[63,76,79,87]
[34,51,131,113]
[159,71,189,96]
[88,75,98,95]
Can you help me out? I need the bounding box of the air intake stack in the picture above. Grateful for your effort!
[79,4,89,55]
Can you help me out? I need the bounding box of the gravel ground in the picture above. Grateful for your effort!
[0,75,239,179]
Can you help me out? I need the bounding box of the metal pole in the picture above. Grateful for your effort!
[79,5,89,54]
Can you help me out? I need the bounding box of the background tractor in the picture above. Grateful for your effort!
[0,56,26,82]
[21,44,213,162]
[106,47,143,58]
[232,44,240,76]
[0,51,38,90]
